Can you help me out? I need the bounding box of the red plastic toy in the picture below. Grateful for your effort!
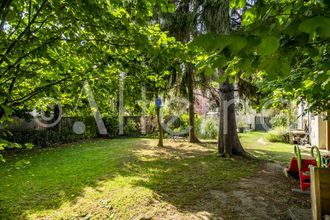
[284,157,317,180]
[284,146,330,192]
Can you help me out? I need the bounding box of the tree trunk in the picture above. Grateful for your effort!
[218,83,224,155]
[0,106,4,121]
[187,65,200,143]
[156,106,164,147]
[162,1,199,143]
[221,82,246,157]
[200,0,246,157]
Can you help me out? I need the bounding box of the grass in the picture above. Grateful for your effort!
[0,132,297,219]
[239,132,295,164]
[239,131,314,164]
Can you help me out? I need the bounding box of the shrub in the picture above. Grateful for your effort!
[197,118,218,139]
[124,118,139,135]
[179,114,190,130]
[103,115,119,137]
[270,113,288,128]
[266,127,289,143]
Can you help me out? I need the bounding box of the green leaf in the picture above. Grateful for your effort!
[0,154,5,162]
[160,4,168,13]
[257,36,280,56]
[298,17,318,34]
[242,8,256,26]
[303,79,314,89]
[228,36,247,53]
[204,65,214,77]
[24,143,34,149]
[317,18,330,37]
[191,34,227,52]
[167,3,176,13]
[230,0,246,9]
[299,16,330,37]
[211,55,227,69]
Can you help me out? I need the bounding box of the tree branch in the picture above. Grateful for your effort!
[0,0,48,65]
[9,76,71,106]
[1,36,60,77]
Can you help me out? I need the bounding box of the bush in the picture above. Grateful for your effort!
[270,114,288,128]
[179,114,190,131]
[1,116,100,148]
[197,118,218,139]
[124,118,139,135]
[103,115,119,137]
[165,114,190,136]
[266,127,289,143]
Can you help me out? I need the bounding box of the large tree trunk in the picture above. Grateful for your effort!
[187,65,200,143]
[200,0,246,157]
[221,82,246,157]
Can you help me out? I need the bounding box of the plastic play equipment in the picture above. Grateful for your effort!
[311,146,330,168]
[284,145,330,192]
[295,146,314,191]
[311,146,322,167]
[284,156,316,179]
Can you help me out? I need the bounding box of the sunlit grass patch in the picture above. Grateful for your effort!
[0,138,260,219]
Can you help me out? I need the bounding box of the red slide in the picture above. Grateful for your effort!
[284,157,317,179]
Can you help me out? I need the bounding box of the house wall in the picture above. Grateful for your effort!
[297,102,305,129]
[327,119,330,151]
[310,115,327,149]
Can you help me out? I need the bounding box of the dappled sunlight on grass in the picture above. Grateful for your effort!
[239,132,296,164]
[0,138,146,219]
[0,133,303,219]
[0,138,258,219]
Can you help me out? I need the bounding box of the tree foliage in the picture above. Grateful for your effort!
[191,0,329,113]
[0,0,186,158]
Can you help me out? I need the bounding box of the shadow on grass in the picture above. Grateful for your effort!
[246,149,294,165]
[115,141,260,216]
[0,138,149,218]
[0,138,296,219]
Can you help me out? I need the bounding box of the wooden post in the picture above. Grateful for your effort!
[311,167,321,220]
[310,167,330,220]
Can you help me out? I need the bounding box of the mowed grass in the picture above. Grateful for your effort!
[0,132,296,219]
[239,132,295,164]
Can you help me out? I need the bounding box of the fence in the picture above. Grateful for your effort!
[1,115,160,147]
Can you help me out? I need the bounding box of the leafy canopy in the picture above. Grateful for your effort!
[191,0,329,113]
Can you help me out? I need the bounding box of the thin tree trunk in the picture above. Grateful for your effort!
[218,83,224,155]
[187,65,200,143]
[156,106,164,147]
[163,1,200,143]
[0,106,5,121]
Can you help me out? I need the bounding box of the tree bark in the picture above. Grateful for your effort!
[221,82,246,157]
[200,0,246,157]
[156,106,164,147]
[218,83,224,155]
[187,65,200,143]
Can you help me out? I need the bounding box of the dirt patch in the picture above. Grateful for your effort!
[257,138,268,145]
[128,140,311,220]
[133,161,310,220]
[132,139,213,160]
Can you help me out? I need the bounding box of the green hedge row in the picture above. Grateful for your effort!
[2,116,151,147]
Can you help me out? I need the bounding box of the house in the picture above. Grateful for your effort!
[309,114,330,151]
[297,103,330,151]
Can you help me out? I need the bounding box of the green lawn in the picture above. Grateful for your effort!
[0,132,297,219]
[239,132,295,164]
